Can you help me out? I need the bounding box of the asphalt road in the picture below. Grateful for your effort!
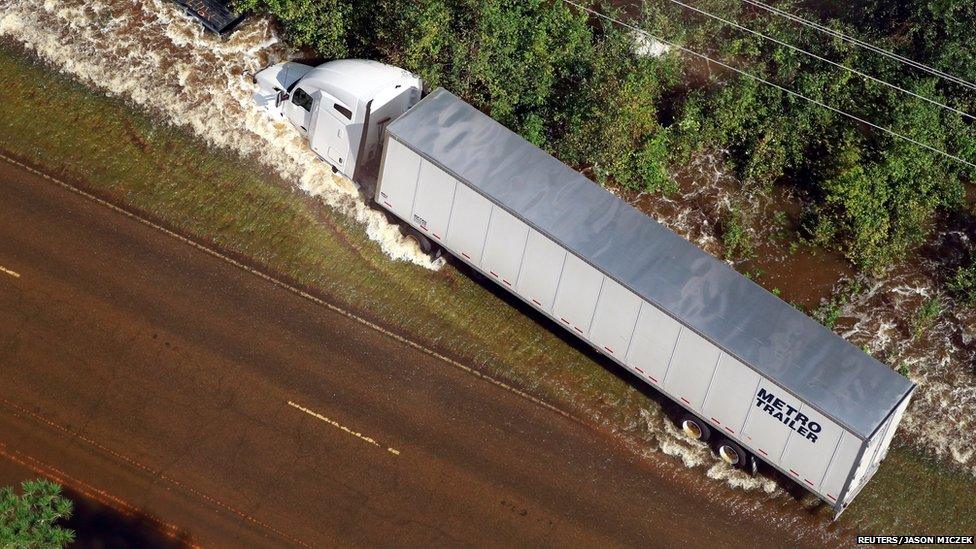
[0,159,831,547]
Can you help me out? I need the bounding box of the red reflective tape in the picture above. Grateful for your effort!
[804,479,814,486]
[383,201,393,208]
[710,417,721,424]
[560,318,570,324]
[433,233,441,240]
[503,279,511,286]
[573,327,583,334]
[603,346,614,354]
[490,271,498,277]
[461,252,471,259]
[789,469,798,476]
[421,226,428,232]
[827,494,836,500]
[724,427,735,434]
[531,299,541,306]
[680,397,690,404]
[649,376,658,382]
[635,367,645,374]
[758,448,768,456]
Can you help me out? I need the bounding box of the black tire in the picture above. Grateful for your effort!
[401,226,441,259]
[678,413,712,442]
[717,438,749,469]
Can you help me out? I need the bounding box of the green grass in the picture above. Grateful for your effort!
[1,43,973,534]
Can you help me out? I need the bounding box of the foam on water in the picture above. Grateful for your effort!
[837,265,976,475]
[0,0,441,269]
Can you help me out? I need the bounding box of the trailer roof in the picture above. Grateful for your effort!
[387,88,913,439]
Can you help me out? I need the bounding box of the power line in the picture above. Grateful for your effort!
[740,0,976,92]
[560,0,976,170]
[652,0,976,122]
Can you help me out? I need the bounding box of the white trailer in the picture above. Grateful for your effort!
[374,88,915,515]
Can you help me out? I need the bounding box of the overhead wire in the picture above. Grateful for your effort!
[653,0,976,122]
[559,0,976,170]
[740,0,976,92]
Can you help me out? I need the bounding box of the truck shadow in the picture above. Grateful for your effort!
[63,485,194,548]
[443,254,824,513]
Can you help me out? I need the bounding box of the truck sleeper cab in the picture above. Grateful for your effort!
[253,59,422,182]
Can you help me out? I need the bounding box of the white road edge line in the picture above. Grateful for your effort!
[0,265,20,278]
[0,154,577,426]
[288,401,400,456]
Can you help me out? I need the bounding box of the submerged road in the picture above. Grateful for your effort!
[0,159,824,547]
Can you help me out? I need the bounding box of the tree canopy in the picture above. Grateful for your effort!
[0,479,75,548]
[238,0,976,272]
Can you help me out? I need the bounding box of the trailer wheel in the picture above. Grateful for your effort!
[678,414,711,442]
[717,439,748,469]
[401,226,442,259]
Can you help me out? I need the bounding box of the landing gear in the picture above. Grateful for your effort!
[748,454,759,476]
[401,226,442,259]
[679,413,711,442]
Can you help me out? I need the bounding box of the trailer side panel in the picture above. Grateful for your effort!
[377,89,914,510]
[516,231,567,311]
[445,184,493,264]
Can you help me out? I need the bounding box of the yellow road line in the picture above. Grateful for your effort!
[287,401,400,456]
[0,265,20,278]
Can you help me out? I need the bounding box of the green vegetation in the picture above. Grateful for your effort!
[0,479,74,548]
[238,0,975,273]
[1,41,972,535]
[720,206,754,261]
[912,296,942,338]
[949,259,976,305]
[657,0,974,272]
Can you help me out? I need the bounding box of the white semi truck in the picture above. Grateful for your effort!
[253,60,915,515]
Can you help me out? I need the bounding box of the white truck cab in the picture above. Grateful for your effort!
[253,59,422,181]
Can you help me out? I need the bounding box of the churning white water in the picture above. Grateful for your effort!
[0,0,442,269]
[0,0,971,506]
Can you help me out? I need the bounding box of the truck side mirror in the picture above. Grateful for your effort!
[275,91,289,108]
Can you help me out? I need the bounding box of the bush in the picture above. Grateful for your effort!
[0,479,74,548]
[235,0,351,58]
[949,260,976,305]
